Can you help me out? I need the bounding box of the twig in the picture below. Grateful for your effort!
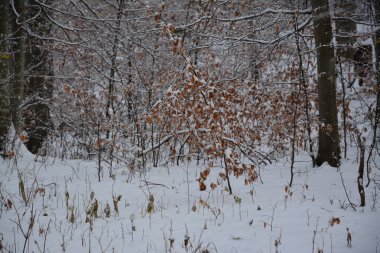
[43,219,51,253]
[270,203,277,231]
[312,217,319,253]
[339,172,356,211]
[141,180,169,189]
[10,202,36,253]
[320,207,333,213]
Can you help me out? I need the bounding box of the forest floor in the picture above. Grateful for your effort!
[0,143,379,253]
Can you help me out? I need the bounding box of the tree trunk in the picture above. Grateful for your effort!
[357,137,365,206]
[106,0,124,139]
[10,0,26,134]
[0,1,11,155]
[373,0,380,148]
[22,0,54,154]
[311,0,341,167]
[366,0,380,186]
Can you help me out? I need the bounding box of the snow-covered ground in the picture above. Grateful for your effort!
[0,143,379,253]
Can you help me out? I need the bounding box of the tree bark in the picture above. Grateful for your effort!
[358,137,365,206]
[311,0,341,167]
[10,0,26,134]
[10,0,25,134]
[0,1,11,155]
[366,0,380,186]
[373,0,380,149]
[22,0,54,154]
[106,0,125,140]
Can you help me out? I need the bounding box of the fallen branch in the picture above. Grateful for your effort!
[141,180,170,189]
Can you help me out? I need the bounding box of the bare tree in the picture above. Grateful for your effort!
[22,0,54,154]
[0,1,11,156]
[311,0,341,167]
[10,0,26,134]
[366,0,380,186]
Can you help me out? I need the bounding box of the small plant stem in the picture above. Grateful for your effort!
[223,154,232,195]
[339,172,357,211]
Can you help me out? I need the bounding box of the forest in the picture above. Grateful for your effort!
[0,0,379,252]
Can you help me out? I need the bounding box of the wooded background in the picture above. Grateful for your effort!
[0,0,379,190]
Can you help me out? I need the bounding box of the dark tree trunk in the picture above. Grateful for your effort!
[358,137,365,206]
[366,0,380,186]
[10,0,26,134]
[0,1,11,155]
[373,0,380,148]
[311,0,341,167]
[106,0,124,139]
[334,0,357,159]
[22,0,54,154]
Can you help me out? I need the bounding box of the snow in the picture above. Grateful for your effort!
[0,145,379,253]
